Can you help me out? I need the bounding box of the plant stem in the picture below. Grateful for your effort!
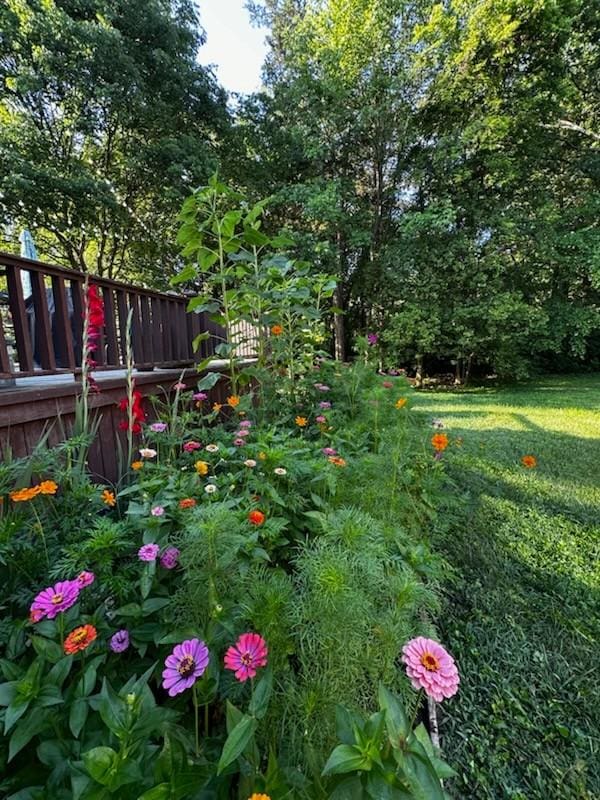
[193,682,200,758]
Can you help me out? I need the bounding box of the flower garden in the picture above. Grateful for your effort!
[0,182,461,799]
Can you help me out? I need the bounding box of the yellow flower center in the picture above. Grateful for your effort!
[241,652,253,666]
[178,655,195,677]
[72,628,88,643]
[51,593,63,605]
[420,652,440,672]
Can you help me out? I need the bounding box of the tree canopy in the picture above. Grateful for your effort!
[239,0,600,378]
[0,0,228,283]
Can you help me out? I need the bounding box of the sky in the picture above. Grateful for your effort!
[197,0,270,95]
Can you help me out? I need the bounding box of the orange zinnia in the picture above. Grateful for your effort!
[195,460,209,476]
[431,433,449,452]
[131,461,143,471]
[395,398,407,409]
[249,795,271,800]
[179,498,196,509]
[521,455,537,469]
[270,324,283,336]
[248,510,265,526]
[10,486,39,502]
[213,403,222,413]
[227,395,241,408]
[295,416,308,427]
[38,480,58,495]
[328,456,347,467]
[102,489,116,506]
[64,624,97,655]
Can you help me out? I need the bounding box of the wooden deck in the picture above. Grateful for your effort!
[0,361,238,483]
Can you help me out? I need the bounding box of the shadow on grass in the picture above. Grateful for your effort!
[416,407,600,797]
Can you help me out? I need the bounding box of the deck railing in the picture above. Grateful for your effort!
[0,251,255,381]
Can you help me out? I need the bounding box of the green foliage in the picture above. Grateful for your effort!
[0,0,228,281]
[242,0,600,377]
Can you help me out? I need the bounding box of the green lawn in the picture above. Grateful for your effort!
[413,375,600,800]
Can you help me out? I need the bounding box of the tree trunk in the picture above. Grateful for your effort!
[333,285,346,362]
[414,354,423,388]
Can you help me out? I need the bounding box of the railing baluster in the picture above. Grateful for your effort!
[161,298,173,361]
[128,293,144,366]
[0,313,12,375]
[115,289,128,363]
[29,270,55,370]
[151,297,164,366]
[70,278,84,367]
[51,275,76,369]
[5,263,34,372]
[103,287,119,366]
[139,295,153,366]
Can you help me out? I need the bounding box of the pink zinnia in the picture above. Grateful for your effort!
[382,381,393,389]
[315,415,327,424]
[239,420,252,428]
[236,429,250,437]
[138,543,160,562]
[322,447,337,457]
[233,438,245,447]
[319,401,331,409]
[30,580,80,621]
[150,422,167,433]
[193,392,207,401]
[76,571,95,588]
[160,546,180,570]
[224,632,268,682]
[183,441,201,453]
[151,505,165,517]
[173,382,187,391]
[162,639,210,697]
[401,637,459,703]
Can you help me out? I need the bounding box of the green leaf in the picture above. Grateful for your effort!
[0,681,17,706]
[217,714,257,774]
[31,635,64,663]
[142,598,170,614]
[196,371,222,391]
[322,744,372,776]
[335,704,363,745]
[378,684,409,746]
[170,265,197,285]
[8,711,47,760]
[137,785,171,800]
[47,656,73,687]
[328,776,364,799]
[70,697,89,737]
[248,667,272,719]
[5,695,31,733]
[83,746,118,786]
[192,331,210,352]
[396,744,445,800]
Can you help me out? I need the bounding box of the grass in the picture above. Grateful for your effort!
[413,374,600,799]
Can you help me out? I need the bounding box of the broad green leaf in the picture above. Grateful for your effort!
[83,746,118,786]
[69,697,89,737]
[322,744,371,776]
[378,684,409,746]
[217,714,257,774]
[248,667,272,719]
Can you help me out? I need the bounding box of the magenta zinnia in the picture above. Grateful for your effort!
[224,632,268,682]
[401,637,459,702]
[30,580,80,621]
[162,639,210,697]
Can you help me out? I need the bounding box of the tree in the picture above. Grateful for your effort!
[0,0,229,283]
